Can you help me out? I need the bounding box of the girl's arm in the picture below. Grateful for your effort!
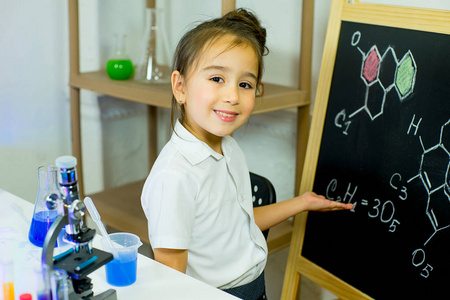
[253,191,353,232]
[154,248,188,273]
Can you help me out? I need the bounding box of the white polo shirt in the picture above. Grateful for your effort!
[141,120,267,289]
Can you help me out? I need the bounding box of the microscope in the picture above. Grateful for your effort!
[41,156,117,299]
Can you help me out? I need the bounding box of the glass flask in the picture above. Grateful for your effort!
[135,8,171,84]
[28,166,63,248]
[106,34,134,80]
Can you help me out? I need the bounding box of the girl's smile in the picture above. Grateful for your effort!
[214,109,239,122]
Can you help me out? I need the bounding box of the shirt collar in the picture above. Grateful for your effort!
[171,119,227,165]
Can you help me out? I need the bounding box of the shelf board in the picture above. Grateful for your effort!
[70,71,173,108]
[70,71,310,113]
[88,179,292,254]
[253,84,309,114]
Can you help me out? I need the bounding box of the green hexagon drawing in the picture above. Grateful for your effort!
[395,51,417,100]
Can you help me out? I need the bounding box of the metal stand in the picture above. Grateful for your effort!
[42,215,117,299]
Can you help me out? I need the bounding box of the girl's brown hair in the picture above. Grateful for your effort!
[170,8,269,129]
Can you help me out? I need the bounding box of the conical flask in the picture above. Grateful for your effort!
[106,34,134,80]
[28,166,62,247]
[135,8,171,84]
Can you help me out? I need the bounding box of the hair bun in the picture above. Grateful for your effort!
[222,8,268,56]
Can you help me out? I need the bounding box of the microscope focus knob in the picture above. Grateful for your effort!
[70,199,86,220]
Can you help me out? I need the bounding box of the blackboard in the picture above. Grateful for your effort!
[302,20,450,299]
[282,2,450,300]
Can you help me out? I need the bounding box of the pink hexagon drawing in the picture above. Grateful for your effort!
[361,46,381,85]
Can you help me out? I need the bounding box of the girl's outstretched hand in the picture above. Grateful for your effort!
[254,191,354,231]
[298,191,354,212]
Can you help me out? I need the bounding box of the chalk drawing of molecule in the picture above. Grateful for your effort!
[407,118,450,245]
[335,31,418,135]
[350,31,417,119]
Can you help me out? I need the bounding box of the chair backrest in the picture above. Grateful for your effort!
[249,172,277,240]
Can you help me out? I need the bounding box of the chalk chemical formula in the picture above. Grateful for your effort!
[325,31,449,280]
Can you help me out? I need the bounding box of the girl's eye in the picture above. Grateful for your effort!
[239,82,253,89]
[210,76,224,83]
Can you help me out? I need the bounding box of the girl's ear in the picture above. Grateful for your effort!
[171,70,186,104]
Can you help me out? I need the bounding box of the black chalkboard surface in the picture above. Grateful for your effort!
[301,20,450,299]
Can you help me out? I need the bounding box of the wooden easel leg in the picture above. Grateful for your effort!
[281,270,300,300]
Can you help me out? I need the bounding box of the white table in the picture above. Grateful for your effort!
[0,188,238,299]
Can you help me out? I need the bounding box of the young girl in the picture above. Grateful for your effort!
[141,8,353,300]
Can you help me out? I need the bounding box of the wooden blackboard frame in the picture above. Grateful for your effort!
[281,1,450,299]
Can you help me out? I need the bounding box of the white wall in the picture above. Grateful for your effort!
[0,0,71,202]
[2,0,450,204]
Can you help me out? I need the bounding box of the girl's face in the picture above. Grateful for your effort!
[172,35,258,153]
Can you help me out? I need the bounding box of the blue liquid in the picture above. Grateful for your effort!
[105,258,137,286]
[28,210,60,247]
[38,293,51,300]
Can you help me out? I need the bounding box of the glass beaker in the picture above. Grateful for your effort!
[106,34,134,81]
[135,8,171,84]
[28,166,63,248]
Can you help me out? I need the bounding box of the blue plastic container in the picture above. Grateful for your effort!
[102,232,142,287]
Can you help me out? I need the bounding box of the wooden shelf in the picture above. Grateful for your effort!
[88,179,293,254]
[70,70,309,113]
[70,71,172,108]
[254,84,309,114]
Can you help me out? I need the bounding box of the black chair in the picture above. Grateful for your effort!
[250,172,277,240]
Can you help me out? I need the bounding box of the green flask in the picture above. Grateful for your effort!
[106,34,133,80]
